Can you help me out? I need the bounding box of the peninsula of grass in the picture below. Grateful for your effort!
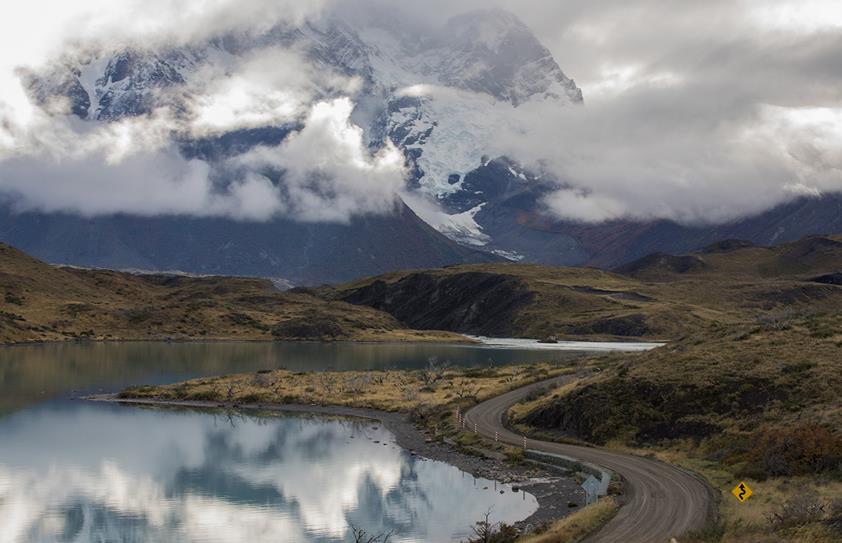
[119,363,578,413]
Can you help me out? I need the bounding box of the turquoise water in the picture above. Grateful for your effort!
[0,341,577,542]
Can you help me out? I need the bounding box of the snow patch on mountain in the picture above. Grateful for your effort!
[409,199,491,247]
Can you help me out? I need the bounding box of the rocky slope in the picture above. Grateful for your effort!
[445,160,842,266]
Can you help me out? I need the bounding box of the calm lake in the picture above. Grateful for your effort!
[0,340,625,542]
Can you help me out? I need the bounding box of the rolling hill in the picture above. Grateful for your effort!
[0,243,464,344]
[324,235,842,341]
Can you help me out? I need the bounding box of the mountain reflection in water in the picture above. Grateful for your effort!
[0,402,537,542]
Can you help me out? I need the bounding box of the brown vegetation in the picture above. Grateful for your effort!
[514,313,842,542]
[0,243,467,344]
[320,236,842,341]
[120,362,573,413]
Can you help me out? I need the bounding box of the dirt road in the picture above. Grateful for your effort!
[464,376,717,543]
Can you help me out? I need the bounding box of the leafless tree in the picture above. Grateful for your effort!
[350,525,394,543]
[319,373,337,395]
[455,381,478,401]
[419,357,448,388]
[225,383,240,403]
[462,509,518,543]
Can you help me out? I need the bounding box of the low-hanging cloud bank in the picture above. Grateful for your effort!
[0,0,405,223]
[349,0,842,225]
[0,98,403,222]
[494,89,842,224]
[1,0,842,225]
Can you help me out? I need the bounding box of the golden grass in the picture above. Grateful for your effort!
[122,363,574,413]
[517,497,618,543]
[508,381,580,422]
[644,445,842,537]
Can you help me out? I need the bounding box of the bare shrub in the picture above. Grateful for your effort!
[767,492,826,530]
[455,381,478,402]
[418,357,448,389]
[225,383,240,403]
[401,386,419,402]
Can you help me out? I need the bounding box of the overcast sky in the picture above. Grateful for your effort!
[371,0,842,223]
[0,0,841,224]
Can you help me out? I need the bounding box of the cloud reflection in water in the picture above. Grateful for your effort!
[0,402,536,542]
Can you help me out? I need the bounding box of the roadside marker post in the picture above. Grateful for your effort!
[474,422,478,433]
[495,431,498,443]
[522,436,526,450]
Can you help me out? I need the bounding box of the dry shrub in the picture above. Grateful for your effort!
[742,424,842,479]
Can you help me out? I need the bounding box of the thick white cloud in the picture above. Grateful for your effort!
[187,47,361,137]
[0,99,405,222]
[343,0,842,224]
[0,2,401,223]
[0,0,327,144]
[493,94,842,224]
[2,0,842,225]
[236,98,405,222]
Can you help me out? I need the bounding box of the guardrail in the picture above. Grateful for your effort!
[524,450,612,504]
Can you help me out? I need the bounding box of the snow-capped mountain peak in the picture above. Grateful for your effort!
[26,8,583,249]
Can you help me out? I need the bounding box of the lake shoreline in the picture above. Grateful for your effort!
[0,333,480,349]
[0,334,668,350]
[86,394,585,531]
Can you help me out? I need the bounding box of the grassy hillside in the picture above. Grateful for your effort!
[321,236,842,341]
[0,244,465,344]
[514,315,842,541]
[614,236,842,281]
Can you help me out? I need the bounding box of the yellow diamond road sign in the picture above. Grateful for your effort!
[732,482,753,503]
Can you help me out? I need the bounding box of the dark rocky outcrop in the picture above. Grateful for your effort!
[569,314,651,337]
[341,271,534,336]
[613,253,708,280]
[812,272,842,286]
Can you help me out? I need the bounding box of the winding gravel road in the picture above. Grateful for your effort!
[464,376,718,543]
